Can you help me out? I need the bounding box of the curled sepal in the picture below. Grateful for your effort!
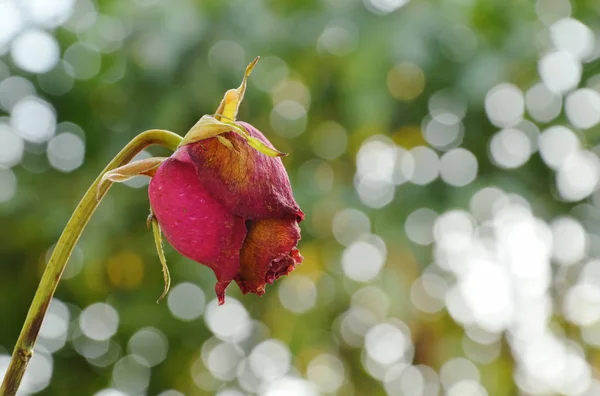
[150,213,171,303]
[180,115,286,157]
[215,56,259,122]
[97,157,167,200]
[180,115,248,146]
[246,134,287,157]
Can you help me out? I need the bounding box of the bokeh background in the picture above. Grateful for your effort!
[1,0,600,395]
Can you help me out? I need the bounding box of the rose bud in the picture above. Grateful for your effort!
[100,57,304,305]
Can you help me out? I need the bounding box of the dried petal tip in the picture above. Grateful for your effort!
[235,218,303,296]
[236,249,303,296]
[265,248,303,285]
[215,281,230,306]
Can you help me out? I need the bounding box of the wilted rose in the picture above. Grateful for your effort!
[102,58,304,304]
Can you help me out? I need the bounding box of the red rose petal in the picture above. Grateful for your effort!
[185,121,304,222]
[148,155,247,303]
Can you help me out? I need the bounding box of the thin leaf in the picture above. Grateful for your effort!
[97,157,167,201]
[150,214,171,303]
[247,136,287,157]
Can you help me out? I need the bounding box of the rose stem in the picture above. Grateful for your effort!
[0,129,182,396]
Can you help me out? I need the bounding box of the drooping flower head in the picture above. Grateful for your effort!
[101,58,304,304]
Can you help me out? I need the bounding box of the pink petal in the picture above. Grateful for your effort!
[148,156,247,304]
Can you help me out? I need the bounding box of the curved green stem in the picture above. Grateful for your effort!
[0,129,182,396]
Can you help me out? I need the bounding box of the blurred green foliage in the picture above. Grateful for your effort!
[3,0,600,395]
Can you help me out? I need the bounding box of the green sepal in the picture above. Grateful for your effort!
[97,157,167,201]
[149,212,170,304]
[180,115,287,157]
[246,135,287,157]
